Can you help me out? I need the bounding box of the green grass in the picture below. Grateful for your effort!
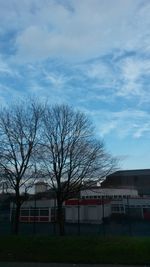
[0,235,150,264]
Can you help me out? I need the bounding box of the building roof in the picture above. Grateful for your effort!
[108,169,150,177]
[101,169,150,195]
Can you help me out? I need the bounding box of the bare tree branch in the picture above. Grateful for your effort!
[0,99,43,234]
[39,104,118,235]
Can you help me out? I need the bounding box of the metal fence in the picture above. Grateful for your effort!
[1,206,150,236]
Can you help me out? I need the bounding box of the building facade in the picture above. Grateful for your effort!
[102,169,150,195]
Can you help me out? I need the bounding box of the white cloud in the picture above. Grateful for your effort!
[0,84,24,106]
[92,109,150,139]
[99,121,118,136]
[1,0,148,63]
[133,123,150,138]
[81,61,114,83]
[114,56,150,102]
[0,56,19,77]
[44,71,70,89]
[1,0,150,170]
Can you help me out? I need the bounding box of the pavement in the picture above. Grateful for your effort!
[0,263,149,267]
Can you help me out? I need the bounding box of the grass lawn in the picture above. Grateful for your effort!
[0,235,150,264]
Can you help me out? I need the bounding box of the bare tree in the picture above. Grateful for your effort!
[40,104,117,235]
[0,100,43,234]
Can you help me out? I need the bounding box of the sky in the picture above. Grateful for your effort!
[0,0,150,170]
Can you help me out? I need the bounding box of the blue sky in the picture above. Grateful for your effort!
[0,0,150,170]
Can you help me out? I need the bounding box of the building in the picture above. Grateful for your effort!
[65,198,111,224]
[111,197,150,219]
[101,169,150,196]
[9,169,150,224]
[81,187,138,199]
[18,198,111,224]
[18,199,55,223]
[17,186,142,223]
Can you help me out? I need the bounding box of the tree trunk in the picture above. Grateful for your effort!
[57,199,65,236]
[14,202,21,235]
[13,189,21,235]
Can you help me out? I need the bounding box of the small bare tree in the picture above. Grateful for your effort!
[40,104,117,235]
[0,100,43,234]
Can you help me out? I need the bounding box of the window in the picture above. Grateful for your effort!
[134,176,138,183]
[21,209,29,216]
[40,209,49,216]
[30,209,39,216]
[112,207,120,211]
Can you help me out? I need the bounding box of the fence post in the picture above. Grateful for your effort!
[127,196,132,236]
[102,196,105,236]
[78,197,80,235]
[53,197,56,235]
[33,194,37,235]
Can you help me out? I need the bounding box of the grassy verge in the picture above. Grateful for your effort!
[0,235,150,264]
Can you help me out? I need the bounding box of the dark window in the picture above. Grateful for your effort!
[134,175,138,183]
[112,207,119,211]
[30,209,39,216]
[40,209,49,216]
[21,209,29,216]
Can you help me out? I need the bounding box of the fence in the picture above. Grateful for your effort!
[1,206,150,236]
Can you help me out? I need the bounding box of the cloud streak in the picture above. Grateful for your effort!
[96,109,150,139]
[1,0,150,169]
[0,0,149,63]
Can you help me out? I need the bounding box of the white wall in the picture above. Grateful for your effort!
[65,203,111,224]
[81,188,138,198]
